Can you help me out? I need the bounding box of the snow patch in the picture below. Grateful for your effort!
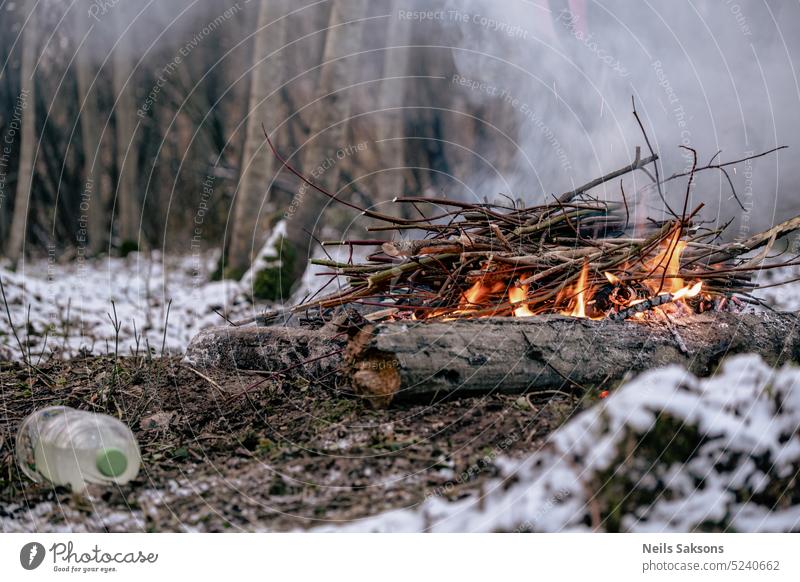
[315,355,800,532]
[0,252,250,361]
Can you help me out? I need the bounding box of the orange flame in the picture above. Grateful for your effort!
[419,230,704,321]
[452,279,505,316]
[462,280,488,306]
[638,229,703,309]
[642,229,687,295]
[558,261,591,318]
[509,283,534,317]
[571,261,589,318]
[671,281,702,301]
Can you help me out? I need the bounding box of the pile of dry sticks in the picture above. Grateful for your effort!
[265,119,797,325]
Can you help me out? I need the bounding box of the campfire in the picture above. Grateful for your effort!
[193,125,800,408]
[273,134,795,326]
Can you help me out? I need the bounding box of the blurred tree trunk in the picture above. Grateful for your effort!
[374,0,411,208]
[112,6,141,249]
[74,2,105,255]
[226,0,289,277]
[284,0,368,284]
[6,0,37,264]
[0,25,13,244]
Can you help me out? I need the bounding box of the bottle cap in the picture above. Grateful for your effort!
[95,448,128,478]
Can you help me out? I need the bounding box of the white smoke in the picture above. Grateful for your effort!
[439,0,800,235]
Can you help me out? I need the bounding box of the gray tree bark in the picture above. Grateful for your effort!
[183,324,345,377]
[347,312,800,407]
[226,0,289,277]
[283,0,369,284]
[6,0,37,264]
[183,311,800,409]
[112,5,142,247]
[74,1,106,255]
[374,0,412,211]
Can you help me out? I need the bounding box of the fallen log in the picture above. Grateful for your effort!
[182,325,345,377]
[346,312,800,407]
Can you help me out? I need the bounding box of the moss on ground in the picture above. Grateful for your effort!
[251,237,297,301]
[118,240,139,257]
[210,237,298,300]
[593,413,709,532]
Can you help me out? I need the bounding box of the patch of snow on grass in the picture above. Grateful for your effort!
[0,252,255,361]
[316,355,800,532]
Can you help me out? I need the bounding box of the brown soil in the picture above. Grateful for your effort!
[0,356,587,532]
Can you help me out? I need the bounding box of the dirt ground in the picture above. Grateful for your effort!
[0,356,589,532]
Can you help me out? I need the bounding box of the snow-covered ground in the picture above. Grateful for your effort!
[0,222,352,361]
[0,250,245,361]
[316,354,800,532]
[751,265,800,312]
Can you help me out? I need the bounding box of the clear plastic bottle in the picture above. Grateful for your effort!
[16,406,141,491]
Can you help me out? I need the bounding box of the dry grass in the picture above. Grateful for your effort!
[0,355,582,531]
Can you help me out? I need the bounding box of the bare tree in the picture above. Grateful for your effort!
[226,0,290,277]
[74,1,106,255]
[6,0,37,264]
[112,4,141,249]
[284,0,368,283]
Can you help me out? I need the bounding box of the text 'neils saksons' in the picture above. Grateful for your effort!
[643,543,724,554]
